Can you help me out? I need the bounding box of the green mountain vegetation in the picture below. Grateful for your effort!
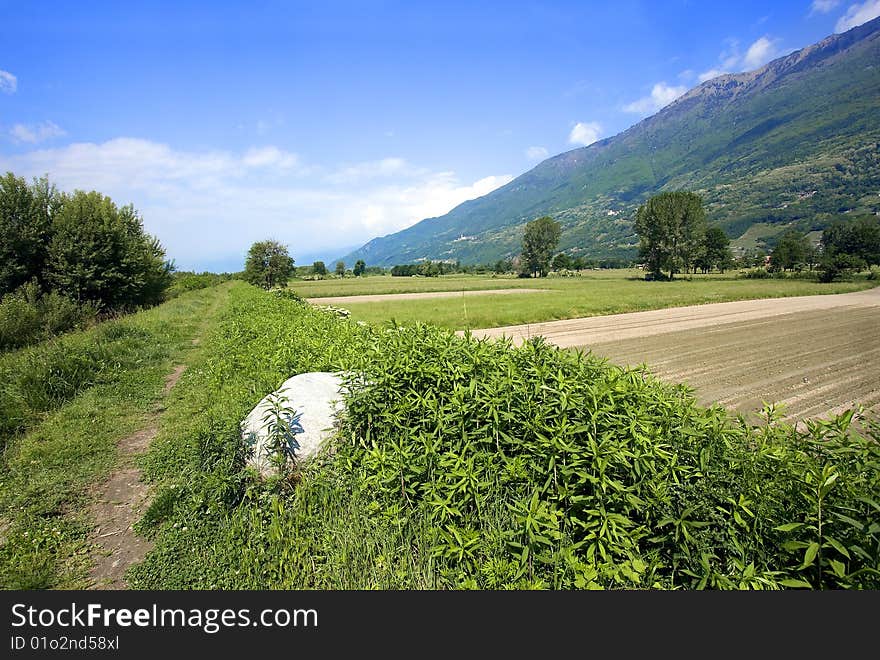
[341,17,880,267]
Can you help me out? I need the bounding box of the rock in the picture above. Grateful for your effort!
[241,372,345,477]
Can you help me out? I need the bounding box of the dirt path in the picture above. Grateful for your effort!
[86,364,187,589]
[308,288,549,305]
[469,286,880,423]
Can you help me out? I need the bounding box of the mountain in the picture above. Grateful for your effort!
[341,17,880,266]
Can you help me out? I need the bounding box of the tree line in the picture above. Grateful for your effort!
[242,190,878,291]
[0,172,173,350]
[760,217,880,281]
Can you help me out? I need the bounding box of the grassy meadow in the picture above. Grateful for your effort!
[0,285,228,588]
[289,270,876,330]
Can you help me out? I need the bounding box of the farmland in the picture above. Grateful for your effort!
[468,287,880,423]
[290,270,875,331]
[591,305,880,423]
[2,281,878,591]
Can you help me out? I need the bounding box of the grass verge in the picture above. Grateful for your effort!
[0,284,228,589]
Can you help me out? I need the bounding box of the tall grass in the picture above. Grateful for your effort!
[0,285,227,589]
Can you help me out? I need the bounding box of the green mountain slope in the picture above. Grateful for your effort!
[341,17,880,266]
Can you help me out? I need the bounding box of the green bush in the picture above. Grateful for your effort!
[0,293,42,350]
[0,284,98,352]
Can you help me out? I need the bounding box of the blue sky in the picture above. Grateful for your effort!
[2,0,879,270]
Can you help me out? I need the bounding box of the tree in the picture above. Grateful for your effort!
[551,253,572,271]
[335,260,346,276]
[635,191,707,280]
[823,217,880,268]
[492,259,512,274]
[313,260,327,276]
[818,216,880,281]
[353,259,366,276]
[47,191,172,307]
[521,216,561,277]
[243,239,295,290]
[698,225,732,273]
[0,172,58,296]
[771,230,808,271]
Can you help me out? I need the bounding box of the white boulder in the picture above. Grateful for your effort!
[241,371,345,477]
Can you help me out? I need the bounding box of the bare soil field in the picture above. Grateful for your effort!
[471,287,880,422]
[308,288,549,305]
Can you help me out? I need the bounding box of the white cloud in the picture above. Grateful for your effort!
[811,0,842,14]
[836,0,880,31]
[326,157,412,184]
[0,69,17,94]
[0,138,511,269]
[568,122,602,146]
[698,68,727,82]
[742,36,780,69]
[623,83,687,115]
[351,173,514,232]
[525,146,549,160]
[9,121,67,144]
[697,35,783,82]
[242,146,298,169]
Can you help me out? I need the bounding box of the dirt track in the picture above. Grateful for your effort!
[308,288,549,305]
[470,287,880,422]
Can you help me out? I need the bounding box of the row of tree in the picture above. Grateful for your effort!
[243,244,379,288]
[242,192,878,290]
[770,216,880,280]
[517,194,733,281]
[1,172,172,308]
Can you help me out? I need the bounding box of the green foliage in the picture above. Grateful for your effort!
[353,259,366,277]
[166,271,234,298]
[521,216,561,277]
[129,284,879,590]
[493,259,513,274]
[0,173,173,350]
[551,253,572,271]
[243,240,295,290]
[47,191,172,308]
[635,192,707,279]
[820,216,880,280]
[335,261,346,277]
[698,225,733,273]
[312,261,327,276]
[771,230,810,271]
[0,173,58,296]
[0,287,225,588]
[0,281,98,352]
[390,261,450,277]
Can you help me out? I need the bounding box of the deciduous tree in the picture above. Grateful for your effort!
[521,216,561,277]
[243,239,295,290]
[635,191,707,280]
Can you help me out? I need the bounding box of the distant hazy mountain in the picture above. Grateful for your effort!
[341,17,880,266]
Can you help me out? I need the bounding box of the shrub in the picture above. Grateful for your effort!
[0,284,99,352]
[0,293,42,350]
